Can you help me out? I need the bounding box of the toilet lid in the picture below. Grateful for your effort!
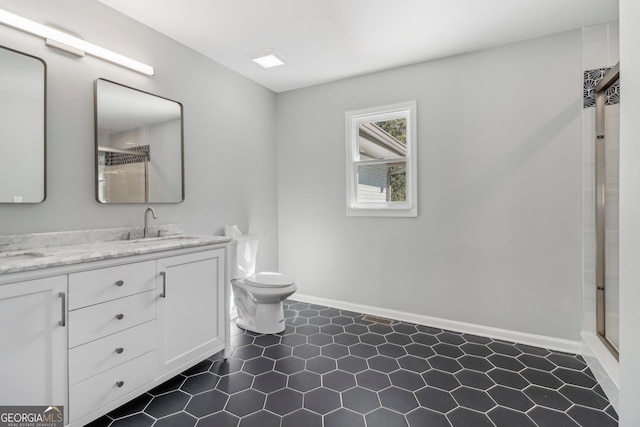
[245,272,294,288]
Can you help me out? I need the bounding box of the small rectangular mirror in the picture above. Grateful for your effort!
[95,79,184,203]
[0,45,46,203]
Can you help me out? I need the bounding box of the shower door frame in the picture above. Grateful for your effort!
[594,62,620,359]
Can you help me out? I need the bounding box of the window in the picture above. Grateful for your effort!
[345,101,417,217]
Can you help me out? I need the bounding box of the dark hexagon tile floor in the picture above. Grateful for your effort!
[90,300,618,427]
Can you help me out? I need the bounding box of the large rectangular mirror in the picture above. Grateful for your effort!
[0,45,46,203]
[95,79,184,203]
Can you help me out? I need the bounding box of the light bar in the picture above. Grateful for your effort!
[0,8,154,75]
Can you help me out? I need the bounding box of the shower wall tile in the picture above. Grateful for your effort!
[583,24,610,70]
[606,147,620,188]
[583,297,596,333]
[583,68,620,108]
[583,190,595,231]
[582,22,620,108]
[605,192,619,229]
[583,261,596,334]
[583,269,596,290]
[582,155,595,190]
[605,273,619,300]
[605,104,620,125]
[103,145,151,166]
[582,108,596,142]
[605,231,619,274]
[605,104,620,131]
[583,228,596,272]
[607,21,620,65]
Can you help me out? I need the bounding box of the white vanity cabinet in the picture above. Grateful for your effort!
[67,260,157,423]
[157,249,226,374]
[0,239,229,427]
[0,275,68,422]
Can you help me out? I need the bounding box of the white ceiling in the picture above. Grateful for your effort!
[98,0,618,93]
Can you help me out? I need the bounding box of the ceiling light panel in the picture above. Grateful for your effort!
[252,53,285,69]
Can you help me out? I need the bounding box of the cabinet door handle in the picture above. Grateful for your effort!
[116,381,124,388]
[58,292,66,327]
[115,313,124,320]
[115,280,124,287]
[115,347,124,354]
[160,271,167,298]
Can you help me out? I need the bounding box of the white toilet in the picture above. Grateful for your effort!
[230,235,297,334]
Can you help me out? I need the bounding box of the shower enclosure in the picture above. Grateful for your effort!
[97,146,150,203]
[594,63,620,357]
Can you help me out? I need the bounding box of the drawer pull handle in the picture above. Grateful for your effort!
[115,347,124,354]
[116,381,124,388]
[58,292,66,327]
[160,271,167,298]
[115,280,124,287]
[115,313,124,320]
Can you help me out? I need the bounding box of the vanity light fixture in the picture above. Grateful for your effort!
[0,8,155,75]
[252,51,285,69]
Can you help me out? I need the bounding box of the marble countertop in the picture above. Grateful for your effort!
[0,234,231,275]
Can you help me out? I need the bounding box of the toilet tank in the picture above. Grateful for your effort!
[231,235,260,279]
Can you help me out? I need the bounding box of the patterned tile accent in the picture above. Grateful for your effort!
[102,145,150,166]
[584,68,620,108]
[90,300,617,427]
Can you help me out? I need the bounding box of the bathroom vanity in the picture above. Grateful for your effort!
[0,229,230,426]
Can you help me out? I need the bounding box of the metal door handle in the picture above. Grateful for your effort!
[160,271,166,298]
[58,292,66,327]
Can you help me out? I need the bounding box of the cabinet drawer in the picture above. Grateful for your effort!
[69,260,156,310]
[69,321,156,385]
[69,351,156,422]
[69,291,156,348]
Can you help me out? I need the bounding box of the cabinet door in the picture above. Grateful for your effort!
[0,276,67,412]
[157,249,225,373]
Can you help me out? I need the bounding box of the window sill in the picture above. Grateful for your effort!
[346,205,417,217]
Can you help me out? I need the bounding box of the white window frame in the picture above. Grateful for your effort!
[345,101,417,217]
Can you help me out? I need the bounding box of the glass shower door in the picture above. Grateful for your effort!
[595,65,620,355]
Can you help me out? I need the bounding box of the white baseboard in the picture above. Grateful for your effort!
[581,332,619,412]
[293,293,582,354]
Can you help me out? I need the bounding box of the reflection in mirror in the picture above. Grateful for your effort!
[95,79,184,203]
[0,46,46,203]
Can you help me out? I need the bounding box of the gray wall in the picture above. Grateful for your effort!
[0,1,590,344]
[0,0,279,272]
[276,30,584,341]
[619,0,640,424]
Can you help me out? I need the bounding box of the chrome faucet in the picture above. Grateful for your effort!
[144,207,157,238]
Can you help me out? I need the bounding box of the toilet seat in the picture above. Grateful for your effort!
[245,272,294,288]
